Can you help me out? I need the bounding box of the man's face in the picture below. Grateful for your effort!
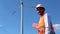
[37,9,44,15]
[36,7,45,15]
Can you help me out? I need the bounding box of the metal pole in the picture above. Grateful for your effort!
[20,0,23,34]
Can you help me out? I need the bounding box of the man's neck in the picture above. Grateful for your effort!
[40,13,44,16]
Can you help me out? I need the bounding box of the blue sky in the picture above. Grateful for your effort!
[0,0,20,34]
[23,0,60,34]
[0,0,60,34]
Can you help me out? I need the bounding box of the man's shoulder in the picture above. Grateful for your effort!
[44,13,48,17]
[44,13,51,20]
[44,13,48,15]
[44,13,50,17]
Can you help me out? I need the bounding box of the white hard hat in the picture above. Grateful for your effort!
[36,4,43,8]
[35,4,45,10]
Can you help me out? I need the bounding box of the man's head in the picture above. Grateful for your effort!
[36,4,45,16]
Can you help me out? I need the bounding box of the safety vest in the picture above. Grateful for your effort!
[38,14,45,34]
[38,13,55,34]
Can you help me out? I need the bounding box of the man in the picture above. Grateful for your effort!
[32,4,55,34]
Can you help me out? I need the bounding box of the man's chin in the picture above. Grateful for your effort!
[39,14,42,15]
[39,14,43,16]
[38,13,42,15]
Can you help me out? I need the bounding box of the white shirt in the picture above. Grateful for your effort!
[44,13,51,34]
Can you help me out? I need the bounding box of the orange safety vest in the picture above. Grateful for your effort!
[38,14,55,34]
[38,15,45,34]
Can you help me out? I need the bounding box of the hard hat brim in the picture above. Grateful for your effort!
[36,7,45,11]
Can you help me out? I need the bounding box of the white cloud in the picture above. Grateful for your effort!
[53,24,60,32]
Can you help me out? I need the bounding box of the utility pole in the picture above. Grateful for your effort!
[20,0,23,34]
